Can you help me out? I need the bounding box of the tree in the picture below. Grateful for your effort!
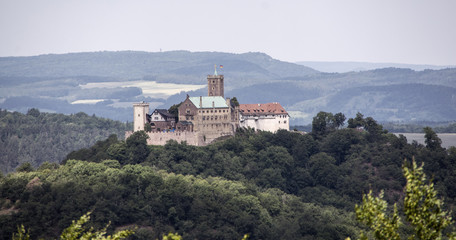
[13,212,133,240]
[168,103,182,117]
[12,225,30,240]
[311,111,334,137]
[126,131,150,164]
[26,108,40,118]
[424,127,442,151]
[334,112,346,129]
[144,123,152,132]
[16,162,34,172]
[355,160,455,240]
[230,97,240,107]
[347,112,365,129]
[311,111,346,137]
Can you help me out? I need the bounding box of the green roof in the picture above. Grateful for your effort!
[189,96,228,109]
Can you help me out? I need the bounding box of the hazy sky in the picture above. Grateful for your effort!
[1,0,455,65]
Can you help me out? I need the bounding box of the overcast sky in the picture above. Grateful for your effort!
[1,0,455,65]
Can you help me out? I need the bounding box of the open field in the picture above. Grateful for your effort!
[394,133,456,148]
[79,80,206,99]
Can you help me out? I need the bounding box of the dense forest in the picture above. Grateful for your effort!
[0,109,131,174]
[1,111,456,239]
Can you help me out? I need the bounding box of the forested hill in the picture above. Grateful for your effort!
[1,112,455,239]
[0,51,318,83]
[0,109,130,174]
[1,51,455,124]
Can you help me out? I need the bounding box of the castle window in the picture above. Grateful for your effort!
[138,114,140,117]
[284,120,287,124]
[215,116,218,120]
[186,109,190,114]
[191,116,194,120]
[203,116,205,121]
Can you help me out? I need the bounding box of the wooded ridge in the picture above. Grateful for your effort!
[1,112,455,239]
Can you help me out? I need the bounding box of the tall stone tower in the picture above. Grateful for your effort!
[207,74,224,98]
[133,102,149,132]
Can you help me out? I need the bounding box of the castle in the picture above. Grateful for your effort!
[126,72,289,146]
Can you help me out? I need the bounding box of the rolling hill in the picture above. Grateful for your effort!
[1,51,455,124]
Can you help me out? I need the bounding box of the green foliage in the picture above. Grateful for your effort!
[59,212,133,240]
[403,161,453,240]
[348,112,366,129]
[424,127,443,151]
[230,97,240,107]
[144,123,153,132]
[311,111,346,137]
[26,108,40,118]
[355,160,455,240]
[0,160,359,239]
[162,232,182,240]
[347,113,386,141]
[125,131,150,164]
[13,212,133,240]
[168,103,182,118]
[12,225,30,240]
[0,109,130,174]
[355,191,401,240]
[15,163,34,173]
[3,112,456,239]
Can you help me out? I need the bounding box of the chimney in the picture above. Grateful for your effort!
[200,96,202,108]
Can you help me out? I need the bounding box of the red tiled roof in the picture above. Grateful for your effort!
[239,102,288,115]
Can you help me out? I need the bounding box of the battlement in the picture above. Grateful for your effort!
[133,103,149,107]
[125,130,202,146]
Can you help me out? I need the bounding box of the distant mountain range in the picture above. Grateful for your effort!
[296,61,455,73]
[1,51,455,125]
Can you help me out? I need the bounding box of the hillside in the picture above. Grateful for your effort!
[1,114,456,239]
[1,51,456,124]
[296,61,455,73]
[0,109,130,174]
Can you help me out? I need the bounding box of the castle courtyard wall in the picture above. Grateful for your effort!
[125,131,201,146]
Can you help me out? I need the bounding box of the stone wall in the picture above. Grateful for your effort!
[125,131,201,146]
[240,115,289,132]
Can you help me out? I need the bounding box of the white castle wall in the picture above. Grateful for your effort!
[125,131,201,146]
[240,115,289,132]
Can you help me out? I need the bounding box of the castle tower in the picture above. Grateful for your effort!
[207,74,224,98]
[133,102,149,131]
